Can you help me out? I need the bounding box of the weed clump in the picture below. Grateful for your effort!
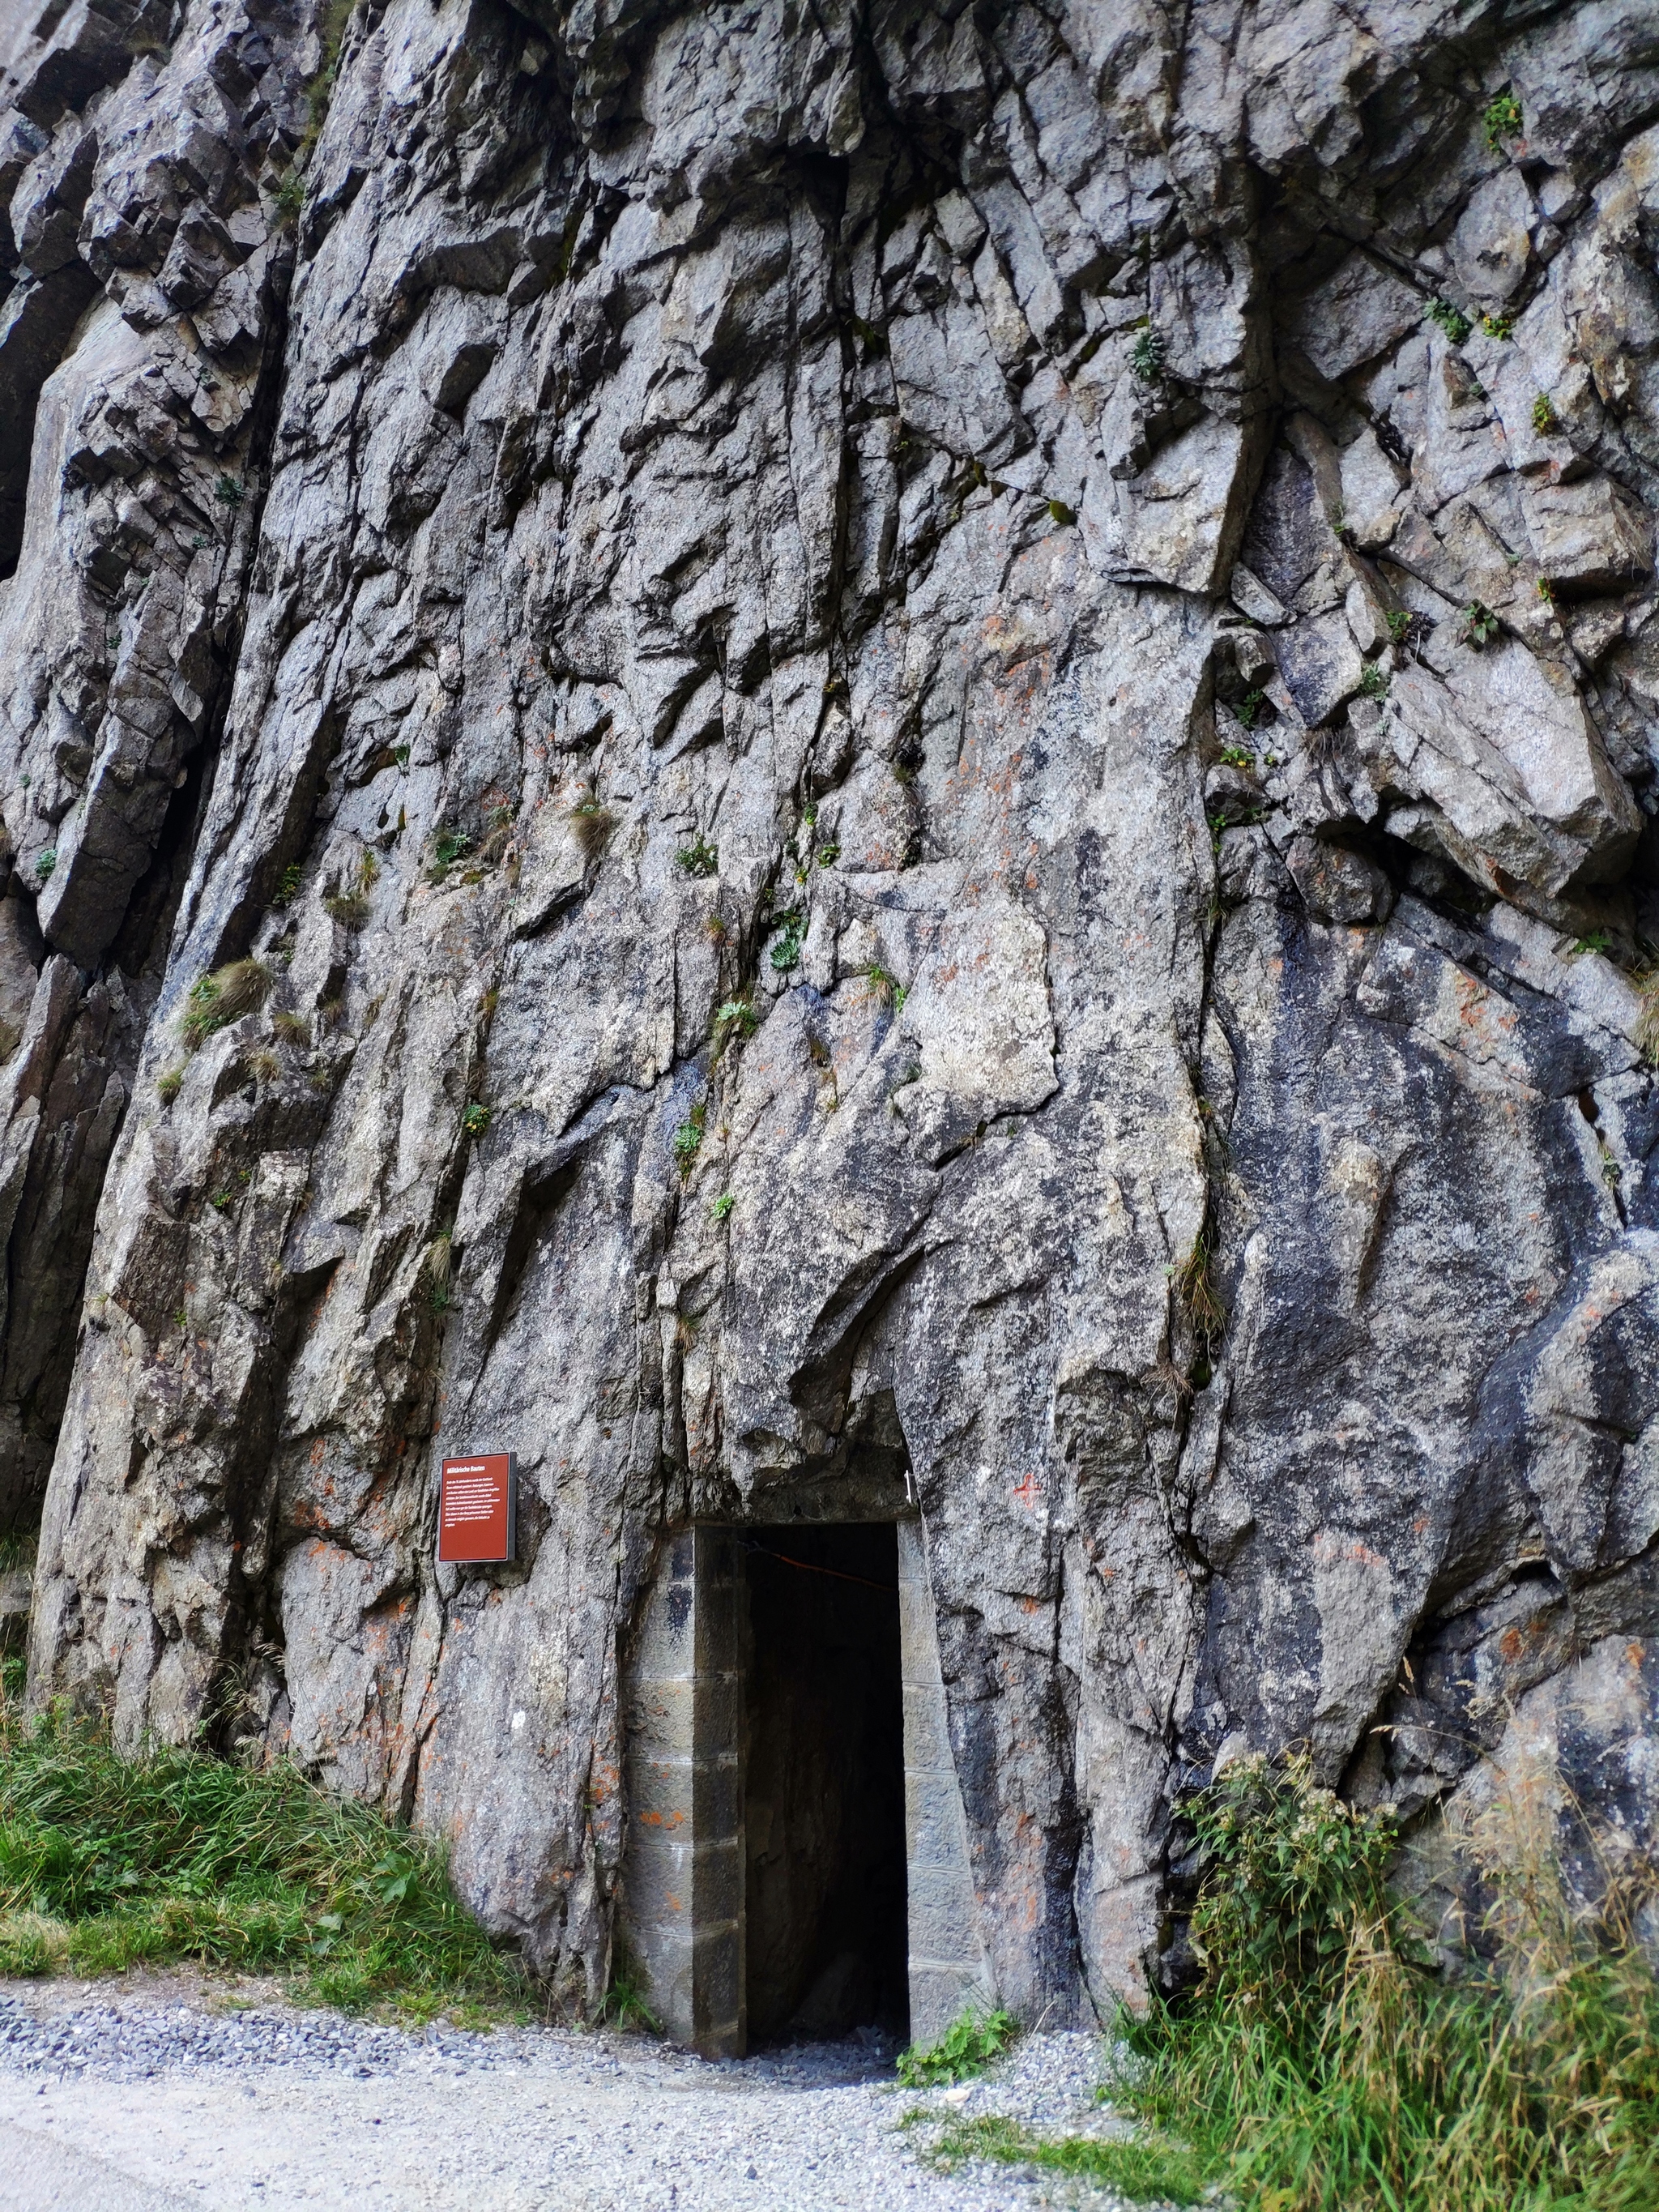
[0,1701,524,2019]
[898,2004,1018,2087]
[569,790,615,862]
[1533,391,1559,434]
[156,1066,184,1104]
[1484,88,1524,152]
[672,1100,707,1179]
[181,959,273,1051]
[1104,1753,1659,2212]
[1461,600,1501,649]
[1426,297,1472,345]
[676,836,718,879]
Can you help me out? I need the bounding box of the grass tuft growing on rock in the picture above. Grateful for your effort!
[180,959,273,1051]
[0,1700,527,2022]
[1102,1753,1659,2210]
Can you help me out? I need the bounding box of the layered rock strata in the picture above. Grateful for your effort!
[5,0,1659,2018]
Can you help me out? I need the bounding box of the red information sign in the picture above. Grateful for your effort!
[438,1453,516,1563]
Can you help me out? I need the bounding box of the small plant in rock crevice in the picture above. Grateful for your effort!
[710,1192,735,1223]
[1358,661,1389,701]
[181,959,273,1051]
[461,1101,490,1140]
[1233,688,1267,730]
[156,1067,184,1104]
[33,850,56,881]
[671,1100,707,1179]
[428,828,472,883]
[1483,88,1524,151]
[675,835,718,878]
[712,997,759,1055]
[1533,391,1559,434]
[1174,1227,1226,1341]
[1479,311,1515,341]
[1128,321,1166,383]
[1461,600,1501,649]
[863,963,906,1015]
[568,790,615,862]
[768,910,804,972]
[1426,297,1473,344]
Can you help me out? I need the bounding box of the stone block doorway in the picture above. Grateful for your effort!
[621,1519,993,2056]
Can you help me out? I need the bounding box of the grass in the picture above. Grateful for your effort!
[1096,1753,1659,2211]
[0,1699,527,2021]
[925,2114,1207,2204]
[898,2004,1017,2087]
[181,959,272,1050]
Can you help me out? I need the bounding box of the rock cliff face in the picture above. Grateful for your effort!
[7,0,1659,2021]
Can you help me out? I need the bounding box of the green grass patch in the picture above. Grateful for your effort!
[0,1702,527,2021]
[926,2113,1207,2204]
[897,2003,1017,2086]
[1105,1753,1659,2212]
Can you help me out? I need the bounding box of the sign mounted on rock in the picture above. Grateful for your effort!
[438,1454,516,1563]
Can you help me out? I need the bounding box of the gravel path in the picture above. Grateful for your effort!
[0,1979,1145,2211]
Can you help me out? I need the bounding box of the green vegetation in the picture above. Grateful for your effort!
[156,1066,184,1104]
[1461,600,1501,649]
[712,997,759,1053]
[1129,322,1166,383]
[671,1100,707,1178]
[461,1101,491,1139]
[0,1701,524,2019]
[816,842,841,868]
[1099,1753,1659,2211]
[1174,1229,1225,1340]
[768,910,804,972]
[898,2004,1019,2087]
[925,2114,1207,2204]
[1358,661,1388,701]
[676,836,719,878]
[215,474,244,509]
[273,861,303,905]
[1047,498,1077,526]
[864,963,906,1015]
[271,166,305,228]
[301,0,356,157]
[33,849,55,881]
[1483,89,1524,152]
[1425,298,1472,345]
[568,792,614,861]
[429,827,472,882]
[271,1010,310,1047]
[1572,929,1614,957]
[1218,745,1255,771]
[710,1192,735,1223]
[1234,688,1267,730]
[1533,392,1559,434]
[181,959,272,1050]
[1479,311,1514,341]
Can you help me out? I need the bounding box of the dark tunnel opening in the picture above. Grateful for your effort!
[741,1522,910,2046]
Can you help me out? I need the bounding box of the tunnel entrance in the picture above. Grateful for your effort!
[740,1523,909,2045]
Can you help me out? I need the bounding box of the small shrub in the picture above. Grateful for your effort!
[33,849,56,882]
[676,836,718,878]
[1461,600,1501,649]
[1358,660,1388,700]
[1234,688,1266,730]
[710,1192,735,1223]
[1484,88,1524,151]
[181,959,272,1051]
[898,2005,1018,2088]
[215,474,244,509]
[273,862,303,905]
[1128,322,1166,383]
[1425,297,1472,344]
[461,1102,490,1139]
[156,1067,184,1104]
[671,1100,707,1179]
[1533,391,1559,434]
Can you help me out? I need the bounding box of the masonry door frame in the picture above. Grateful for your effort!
[621,1519,994,2056]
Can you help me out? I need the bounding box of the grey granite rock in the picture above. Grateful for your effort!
[1,0,1657,2035]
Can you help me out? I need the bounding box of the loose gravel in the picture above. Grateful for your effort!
[0,1979,1152,2211]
